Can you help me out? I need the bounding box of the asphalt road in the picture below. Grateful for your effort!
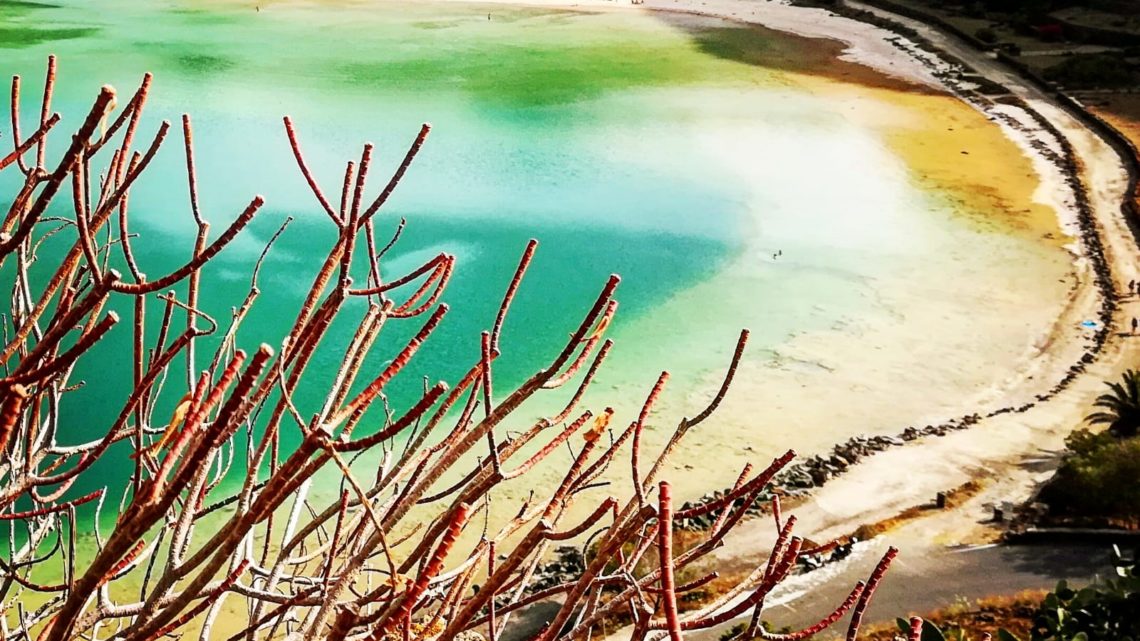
[499,542,1120,641]
[688,542,1120,640]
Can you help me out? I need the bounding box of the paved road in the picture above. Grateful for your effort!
[688,542,1118,640]
[501,543,1119,641]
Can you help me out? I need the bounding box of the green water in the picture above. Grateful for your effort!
[0,0,1070,510]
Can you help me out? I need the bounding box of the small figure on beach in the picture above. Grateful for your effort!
[1132,317,1137,335]
[1130,279,1135,296]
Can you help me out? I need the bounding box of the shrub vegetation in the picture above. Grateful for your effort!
[1037,429,1140,525]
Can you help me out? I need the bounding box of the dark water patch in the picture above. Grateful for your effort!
[167,6,247,27]
[0,0,60,12]
[0,25,97,48]
[332,39,692,108]
[0,0,60,25]
[0,0,92,48]
[178,52,237,75]
[411,6,600,29]
[412,19,464,30]
[0,0,97,49]
[483,6,599,23]
[129,41,239,77]
[655,12,936,94]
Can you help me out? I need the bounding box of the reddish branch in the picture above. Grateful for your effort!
[658,482,684,641]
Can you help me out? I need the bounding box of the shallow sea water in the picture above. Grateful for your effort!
[0,0,1073,506]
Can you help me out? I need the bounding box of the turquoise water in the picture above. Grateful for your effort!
[0,0,1070,505]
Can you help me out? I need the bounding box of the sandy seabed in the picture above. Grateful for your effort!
[260,0,1127,538]
[222,0,1134,555]
[420,0,1099,505]
[406,0,1140,591]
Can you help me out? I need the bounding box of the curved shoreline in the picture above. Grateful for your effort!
[803,0,1136,483]
[521,0,1127,524]
[466,0,1139,635]
[755,20,1121,499]
[396,0,1136,530]
[427,0,1138,508]
[299,1,1105,518]
[578,0,1137,636]
[697,0,1137,578]
[628,1,1139,548]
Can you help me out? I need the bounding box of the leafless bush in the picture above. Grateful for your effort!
[0,58,900,641]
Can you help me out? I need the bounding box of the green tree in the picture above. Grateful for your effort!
[1086,369,1140,437]
[1038,432,1140,521]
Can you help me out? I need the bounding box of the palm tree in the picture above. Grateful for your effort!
[1086,369,1140,437]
